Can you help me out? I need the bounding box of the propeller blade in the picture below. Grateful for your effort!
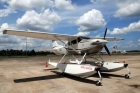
[104,28,107,39]
[104,45,111,56]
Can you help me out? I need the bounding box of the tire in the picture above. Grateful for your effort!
[125,74,129,79]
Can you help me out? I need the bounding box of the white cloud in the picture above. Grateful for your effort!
[3,0,76,11]
[123,40,139,49]
[19,38,51,50]
[57,4,94,21]
[114,0,140,18]
[75,32,90,36]
[0,23,9,34]
[125,40,133,45]
[138,41,140,46]
[55,0,76,10]
[90,0,99,3]
[95,34,101,37]
[75,9,106,32]
[0,0,8,2]
[0,23,22,49]
[138,39,140,46]
[16,9,61,31]
[108,20,140,35]
[8,0,53,10]
[0,35,20,44]
[0,23,16,35]
[0,7,17,18]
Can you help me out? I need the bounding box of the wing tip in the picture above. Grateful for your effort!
[121,38,125,40]
[114,37,125,40]
[3,30,7,34]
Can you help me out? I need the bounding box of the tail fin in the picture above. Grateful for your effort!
[52,40,60,48]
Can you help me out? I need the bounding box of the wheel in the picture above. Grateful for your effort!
[95,81,101,86]
[125,74,129,79]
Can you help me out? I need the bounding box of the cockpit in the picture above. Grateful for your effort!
[68,36,90,45]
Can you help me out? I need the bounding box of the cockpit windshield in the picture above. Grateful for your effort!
[79,36,90,39]
[77,36,90,42]
[68,36,90,45]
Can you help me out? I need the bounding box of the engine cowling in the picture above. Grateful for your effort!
[53,46,67,55]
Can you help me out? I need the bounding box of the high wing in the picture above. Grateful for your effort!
[91,37,124,41]
[3,29,124,41]
[3,29,78,41]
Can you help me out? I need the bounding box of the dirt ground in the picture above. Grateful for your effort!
[0,55,140,93]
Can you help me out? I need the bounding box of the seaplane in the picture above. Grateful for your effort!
[3,28,131,86]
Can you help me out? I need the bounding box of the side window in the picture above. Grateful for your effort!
[77,37,82,42]
[71,39,77,45]
[68,42,71,45]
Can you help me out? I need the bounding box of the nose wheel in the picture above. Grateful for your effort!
[95,69,102,86]
[125,74,130,79]
[95,81,102,86]
[125,66,131,79]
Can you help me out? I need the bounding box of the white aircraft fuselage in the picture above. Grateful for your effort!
[67,38,108,54]
[52,36,108,55]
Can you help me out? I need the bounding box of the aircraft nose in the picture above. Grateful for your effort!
[100,39,108,44]
[91,39,108,45]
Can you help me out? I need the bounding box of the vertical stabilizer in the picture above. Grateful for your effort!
[52,40,60,48]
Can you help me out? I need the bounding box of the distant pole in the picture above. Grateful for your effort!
[26,29,28,57]
[26,37,27,56]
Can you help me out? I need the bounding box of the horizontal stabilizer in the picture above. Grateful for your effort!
[48,62,58,67]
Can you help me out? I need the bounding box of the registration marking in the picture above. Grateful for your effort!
[81,65,92,70]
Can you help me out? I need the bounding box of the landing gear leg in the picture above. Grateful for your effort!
[88,53,104,63]
[96,69,102,86]
[125,67,131,79]
[84,57,87,63]
[98,53,104,63]
[59,52,68,63]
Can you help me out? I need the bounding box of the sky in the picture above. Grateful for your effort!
[0,0,140,51]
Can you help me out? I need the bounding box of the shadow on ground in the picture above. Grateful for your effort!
[91,73,125,79]
[51,71,99,85]
[14,74,63,83]
[14,71,125,85]
[129,84,140,89]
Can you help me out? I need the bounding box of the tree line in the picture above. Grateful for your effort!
[127,50,140,52]
[0,49,139,56]
[0,49,55,56]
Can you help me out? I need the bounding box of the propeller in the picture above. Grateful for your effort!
[103,28,111,56]
[104,28,107,39]
[104,45,111,56]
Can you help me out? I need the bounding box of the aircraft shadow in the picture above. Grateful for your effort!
[91,73,125,78]
[129,84,140,88]
[51,71,98,85]
[14,74,63,83]
[43,68,59,71]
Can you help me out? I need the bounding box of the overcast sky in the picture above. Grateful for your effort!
[0,0,140,51]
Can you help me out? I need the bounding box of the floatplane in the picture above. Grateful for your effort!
[3,28,131,86]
